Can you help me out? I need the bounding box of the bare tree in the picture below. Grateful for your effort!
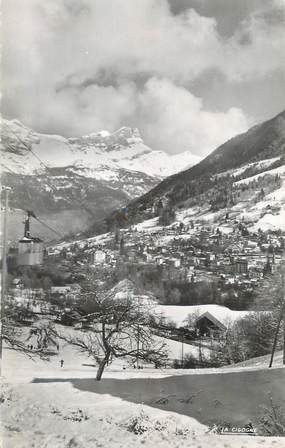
[252,262,285,366]
[26,320,58,351]
[253,262,285,311]
[58,279,168,380]
[2,308,58,361]
[185,309,201,332]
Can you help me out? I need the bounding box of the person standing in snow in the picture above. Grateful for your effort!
[60,359,64,368]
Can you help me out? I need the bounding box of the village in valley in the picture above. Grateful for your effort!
[5,193,285,365]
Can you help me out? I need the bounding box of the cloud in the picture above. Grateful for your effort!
[2,0,284,155]
[223,1,285,81]
[137,78,249,155]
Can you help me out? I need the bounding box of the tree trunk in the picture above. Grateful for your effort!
[269,307,283,368]
[96,352,110,381]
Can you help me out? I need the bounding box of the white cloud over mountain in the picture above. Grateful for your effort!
[137,78,248,155]
[3,0,285,155]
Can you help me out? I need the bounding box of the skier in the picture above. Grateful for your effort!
[60,359,64,368]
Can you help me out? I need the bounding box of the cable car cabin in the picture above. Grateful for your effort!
[18,236,44,266]
[16,210,44,266]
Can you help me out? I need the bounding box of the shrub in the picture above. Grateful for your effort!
[259,398,285,436]
[173,354,197,369]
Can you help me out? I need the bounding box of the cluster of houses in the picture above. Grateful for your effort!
[44,220,284,296]
[8,223,283,346]
[34,219,284,324]
[66,224,283,288]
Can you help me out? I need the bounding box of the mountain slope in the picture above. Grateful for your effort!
[0,119,200,241]
[103,109,285,231]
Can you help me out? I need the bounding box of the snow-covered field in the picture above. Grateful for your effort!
[1,328,284,448]
[155,304,253,328]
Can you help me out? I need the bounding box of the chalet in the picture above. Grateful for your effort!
[195,306,253,338]
[196,312,226,337]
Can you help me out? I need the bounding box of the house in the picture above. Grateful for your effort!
[230,258,248,275]
[171,258,181,268]
[12,278,24,289]
[245,240,259,250]
[92,250,106,264]
[50,284,81,300]
[143,251,153,262]
[51,286,73,295]
[196,312,226,337]
[47,248,61,257]
[11,287,44,300]
[195,305,253,337]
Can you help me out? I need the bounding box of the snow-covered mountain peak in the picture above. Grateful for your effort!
[113,126,142,140]
[1,118,200,178]
[88,130,111,138]
[1,117,203,240]
[10,118,28,129]
[68,126,144,150]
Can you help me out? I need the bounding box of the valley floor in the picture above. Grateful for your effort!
[1,334,285,448]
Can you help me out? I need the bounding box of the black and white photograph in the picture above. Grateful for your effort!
[1,1,285,447]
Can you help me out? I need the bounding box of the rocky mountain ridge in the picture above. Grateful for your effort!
[0,118,199,241]
[1,119,200,178]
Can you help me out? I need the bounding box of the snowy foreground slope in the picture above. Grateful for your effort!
[1,336,284,448]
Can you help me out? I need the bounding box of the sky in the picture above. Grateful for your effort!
[2,0,285,157]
